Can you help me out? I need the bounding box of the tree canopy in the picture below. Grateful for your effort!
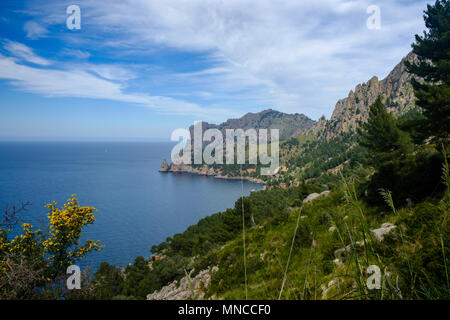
[406,0,450,144]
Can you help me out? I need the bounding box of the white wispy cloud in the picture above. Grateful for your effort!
[44,0,426,118]
[82,64,137,81]
[0,44,234,121]
[14,0,432,120]
[3,40,52,66]
[23,21,48,39]
[60,48,91,59]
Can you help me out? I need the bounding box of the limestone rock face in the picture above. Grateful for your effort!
[320,190,331,197]
[146,266,218,300]
[158,159,170,172]
[315,52,419,140]
[371,223,397,242]
[168,163,193,173]
[303,193,320,204]
[321,279,338,299]
[165,162,266,184]
[302,190,331,204]
[333,241,365,266]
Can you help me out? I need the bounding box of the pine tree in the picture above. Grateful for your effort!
[405,0,450,144]
[358,96,413,168]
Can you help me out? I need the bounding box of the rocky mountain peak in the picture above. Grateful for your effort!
[315,52,419,140]
[189,109,316,141]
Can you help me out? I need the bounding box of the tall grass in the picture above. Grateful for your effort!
[439,145,450,295]
[339,173,387,299]
[378,188,413,299]
[278,207,303,299]
[207,151,449,300]
[184,268,195,300]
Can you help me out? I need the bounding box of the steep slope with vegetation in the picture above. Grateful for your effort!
[161,50,422,185]
[87,0,448,300]
[1,0,449,301]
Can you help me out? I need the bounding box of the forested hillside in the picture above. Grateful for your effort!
[87,0,448,300]
[1,0,449,301]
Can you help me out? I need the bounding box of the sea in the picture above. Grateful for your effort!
[0,141,261,271]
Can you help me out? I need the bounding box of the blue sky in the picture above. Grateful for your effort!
[0,0,431,141]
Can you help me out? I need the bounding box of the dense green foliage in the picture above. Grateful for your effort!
[287,133,366,180]
[208,175,450,300]
[406,0,450,144]
[85,2,450,299]
[358,96,413,167]
[3,0,447,301]
[88,183,322,299]
[357,96,445,206]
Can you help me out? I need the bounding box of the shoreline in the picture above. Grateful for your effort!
[159,160,266,184]
[165,169,266,185]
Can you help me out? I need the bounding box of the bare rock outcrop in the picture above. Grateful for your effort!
[166,162,266,184]
[158,159,170,172]
[333,222,397,265]
[146,266,218,300]
[321,279,339,299]
[371,223,397,242]
[302,190,331,204]
[315,52,419,140]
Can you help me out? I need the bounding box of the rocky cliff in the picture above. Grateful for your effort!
[158,159,170,172]
[159,52,419,180]
[315,52,419,140]
[182,53,418,143]
[159,160,266,184]
[146,266,218,300]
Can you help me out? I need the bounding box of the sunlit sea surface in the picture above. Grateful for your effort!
[0,142,261,270]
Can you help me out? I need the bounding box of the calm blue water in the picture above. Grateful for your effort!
[0,142,260,270]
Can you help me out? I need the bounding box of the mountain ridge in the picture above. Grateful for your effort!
[185,51,418,143]
[161,52,419,182]
[189,109,316,141]
[314,52,419,139]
